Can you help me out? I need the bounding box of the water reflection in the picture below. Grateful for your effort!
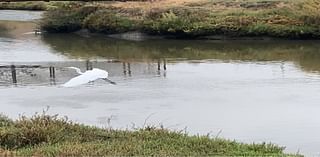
[42,34,320,74]
[0,10,43,21]
[0,21,37,38]
[0,25,9,37]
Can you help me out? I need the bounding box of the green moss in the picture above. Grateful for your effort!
[0,113,300,156]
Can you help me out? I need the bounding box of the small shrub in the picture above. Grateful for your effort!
[84,10,137,34]
[299,0,320,25]
[0,115,13,127]
[41,6,98,33]
[0,114,71,149]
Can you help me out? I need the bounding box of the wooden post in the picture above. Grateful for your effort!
[86,60,92,70]
[127,63,131,76]
[157,59,161,71]
[49,66,52,78]
[52,67,55,78]
[49,66,55,78]
[11,65,17,84]
[49,66,56,85]
[163,59,167,71]
[86,60,89,70]
[123,62,127,75]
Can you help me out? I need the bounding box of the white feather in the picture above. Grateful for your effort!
[62,68,110,87]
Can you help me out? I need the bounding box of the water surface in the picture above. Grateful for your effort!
[1,10,320,156]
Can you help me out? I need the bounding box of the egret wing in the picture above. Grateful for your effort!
[62,74,97,87]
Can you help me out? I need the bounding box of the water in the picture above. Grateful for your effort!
[1,10,320,156]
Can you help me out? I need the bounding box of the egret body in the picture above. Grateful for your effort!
[62,67,116,87]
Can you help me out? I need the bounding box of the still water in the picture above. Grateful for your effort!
[1,10,320,156]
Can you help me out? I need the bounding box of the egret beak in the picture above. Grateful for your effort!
[102,78,116,85]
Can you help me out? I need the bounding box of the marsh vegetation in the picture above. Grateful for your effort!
[35,0,320,39]
[0,113,300,156]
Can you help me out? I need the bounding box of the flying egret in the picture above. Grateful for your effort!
[62,67,116,87]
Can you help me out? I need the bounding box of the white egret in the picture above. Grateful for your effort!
[62,67,116,87]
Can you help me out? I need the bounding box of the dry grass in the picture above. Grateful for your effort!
[106,0,291,11]
[110,0,203,9]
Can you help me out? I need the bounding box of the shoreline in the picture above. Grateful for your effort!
[74,29,320,41]
[39,0,320,40]
[1,0,320,40]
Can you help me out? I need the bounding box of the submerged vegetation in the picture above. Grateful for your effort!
[0,113,299,156]
[36,0,320,39]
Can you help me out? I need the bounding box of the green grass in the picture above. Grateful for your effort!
[36,0,320,39]
[0,113,300,156]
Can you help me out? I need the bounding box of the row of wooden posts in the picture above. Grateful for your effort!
[1,60,167,84]
[8,65,56,84]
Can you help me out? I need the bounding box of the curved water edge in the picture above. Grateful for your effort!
[2,10,320,156]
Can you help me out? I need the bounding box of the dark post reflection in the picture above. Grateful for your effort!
[156,59,167,77]
[122,62,132,77]
[157,59,161,71]
[49,66,56,85]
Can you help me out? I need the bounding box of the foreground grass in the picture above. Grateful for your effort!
[36,0,320,39]
[0,113,300,156]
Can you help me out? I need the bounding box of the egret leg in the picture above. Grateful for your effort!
[102,78,116,85]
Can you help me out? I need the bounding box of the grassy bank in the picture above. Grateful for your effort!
[0,113,299,156]
[37,0,320,39]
